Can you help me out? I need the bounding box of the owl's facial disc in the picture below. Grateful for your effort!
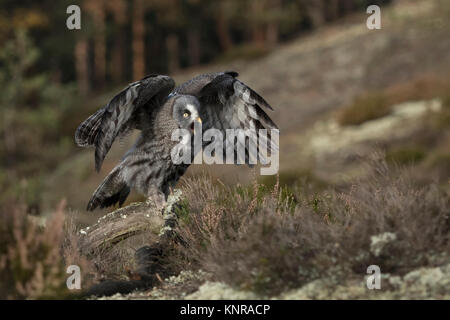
[173,96,202,135]
[183,103,202,133]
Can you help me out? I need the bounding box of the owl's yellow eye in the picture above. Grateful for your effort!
[183,112,189,118]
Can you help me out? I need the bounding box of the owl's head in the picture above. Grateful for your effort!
[172,95,202,133]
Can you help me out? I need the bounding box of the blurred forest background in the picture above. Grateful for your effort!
[1,0,450,300]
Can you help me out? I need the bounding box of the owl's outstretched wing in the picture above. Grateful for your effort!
[186,71,278,165]
[75,75,175,171]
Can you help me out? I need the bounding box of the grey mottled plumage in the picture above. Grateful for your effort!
[75,71,278,211]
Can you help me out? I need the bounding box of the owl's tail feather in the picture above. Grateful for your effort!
[87,165,130,211]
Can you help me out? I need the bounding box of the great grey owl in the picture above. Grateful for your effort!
[75,71,278,211]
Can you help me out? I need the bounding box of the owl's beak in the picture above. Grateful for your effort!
[192,117,202,134]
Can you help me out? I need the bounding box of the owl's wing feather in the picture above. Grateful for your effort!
[196,71,278,165]
[75,74,175,171]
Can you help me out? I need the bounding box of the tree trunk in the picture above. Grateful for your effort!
[75,37,89,94]
[108,0,127,83]
[187,29,200,66]
[307,0,325,28]
[250,1,266,49]
[266,23,278,48]
[266,0,280,48]
[340,0,355,15]
[215,11,233,51]
[166,34,180,73]
[326,0,340,21]
[111,31,125,83]
[132,0,145,80]
[89,1,106,88]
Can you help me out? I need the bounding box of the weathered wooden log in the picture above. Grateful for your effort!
[79,190,182,256]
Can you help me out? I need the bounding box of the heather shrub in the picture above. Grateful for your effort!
[0,201,93,299]
[174,154,449,295]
